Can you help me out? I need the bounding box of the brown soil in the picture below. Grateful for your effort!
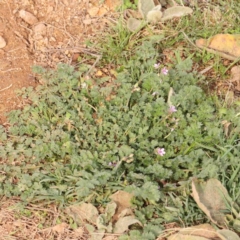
[0,0,120,124]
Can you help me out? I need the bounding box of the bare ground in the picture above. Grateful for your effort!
[0,0,120,123]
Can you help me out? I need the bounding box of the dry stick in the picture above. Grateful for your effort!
[85,54,102,77]
[196,43,239,61]
[1,68,22,73]
[157,226,219,239]
[181,31,201,50]
[200,65,213,74]
[44,47,99,55]
[8,47,22,53]
[26,205,57,214]
[14,31,30,46]
[223,56,240,74]
[0,84,13,92]
[45,46,102,76]
[46,22,75,41]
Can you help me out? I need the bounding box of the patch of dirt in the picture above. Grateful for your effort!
[0,0,121,123]
[0,197,90,240]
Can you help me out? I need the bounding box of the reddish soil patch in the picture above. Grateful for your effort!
[0,0,120,123]
[0,2,35,123]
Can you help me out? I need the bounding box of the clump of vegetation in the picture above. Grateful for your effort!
[0,36,239,229]
[122,0,138,10]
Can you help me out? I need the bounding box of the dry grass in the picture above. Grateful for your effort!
[0,197,92,240]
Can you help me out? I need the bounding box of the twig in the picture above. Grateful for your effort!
[44,46,99,55]
[197,44,239,61]
[0,84,13,92]
[46,22,75,41]
[200,65,213,74]
[0,68,22,73]
[223,56,240,74]
[85,54,102,77]
[181,31,201,49]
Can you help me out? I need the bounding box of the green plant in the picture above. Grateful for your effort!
[98,17,135,65]
[122,0,138,10]
[156,0,240,81]
[0,33,240,237]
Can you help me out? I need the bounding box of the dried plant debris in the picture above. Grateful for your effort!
[196,34,240,60]
[191,178,240,234]
[192,178,231,227]
[162,224,240,240]
[65,191,139,239]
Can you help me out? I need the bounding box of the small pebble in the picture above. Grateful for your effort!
[19,10,38,25]
[0,36,6,48]
[33,23,46,36]
[87,7,99,17]
[83,19,92,25]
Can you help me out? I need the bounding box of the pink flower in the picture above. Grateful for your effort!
[169,105,177,113]
[154,63,160,69]
[161,67,168,75]
[156,148,165,156]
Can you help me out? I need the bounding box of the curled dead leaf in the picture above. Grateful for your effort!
[65,203,99,225]
[176,224,219,239]
[196,34,240,60]
[168,233,211,240]
[192,178,232,227]
[110,190,134,221]
[113,216,142,234]
[221,120,231,137]
[110,191,133,209]
[216,229,240,240]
